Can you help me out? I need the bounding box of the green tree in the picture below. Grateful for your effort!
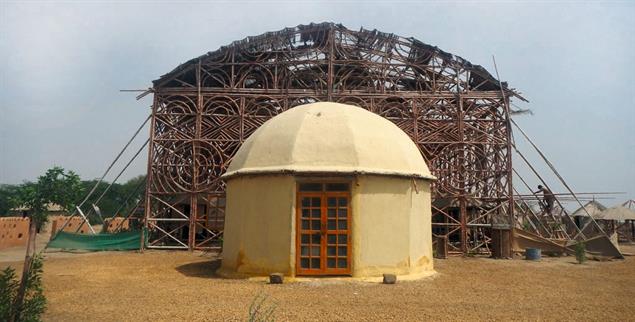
[120,175,145,199]
[79,175,146,224]
[0,184,19,216]
[11,182,44,227]
[12,167,83,229]
[118,175,146,215]
[36,167,83,215]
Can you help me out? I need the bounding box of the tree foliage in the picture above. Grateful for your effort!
[36,167,83,215]
[0,184,19,216]
[1,171,146,225]
[80,174,146,223]
[8,167,83,229]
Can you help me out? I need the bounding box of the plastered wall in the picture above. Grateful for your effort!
[0,217,30,250]
[351,176,433,277]
[219,175,296,277]
[219,174,433,278]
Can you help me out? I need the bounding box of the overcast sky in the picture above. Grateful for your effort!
[0,1,633,205]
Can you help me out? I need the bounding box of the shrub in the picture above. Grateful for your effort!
[0,266,19,320]
[575,242,586,264]
[0,254,46,322]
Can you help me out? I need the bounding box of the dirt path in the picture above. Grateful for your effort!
[4,245,627,321]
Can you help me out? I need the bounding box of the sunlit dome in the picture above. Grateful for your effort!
[223,102,435,180]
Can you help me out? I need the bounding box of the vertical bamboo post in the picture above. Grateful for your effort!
[492,56,516,258]
[142,95,158,253]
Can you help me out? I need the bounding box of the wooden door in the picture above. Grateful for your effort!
[296,184,351,276]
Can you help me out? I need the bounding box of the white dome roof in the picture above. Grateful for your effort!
[223,102,435,180]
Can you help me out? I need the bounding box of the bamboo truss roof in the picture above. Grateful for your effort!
[152,22,526,101]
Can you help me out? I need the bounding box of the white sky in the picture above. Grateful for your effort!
[0,0,633,205]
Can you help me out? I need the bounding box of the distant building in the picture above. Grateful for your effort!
[9,203,68,217]
[571,200,635,241]
[569,200,607,235]
[572,200,606,219]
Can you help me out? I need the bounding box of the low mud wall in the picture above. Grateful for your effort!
[0,217,30,250]
[49,216,91,235]
[103,217,130,233]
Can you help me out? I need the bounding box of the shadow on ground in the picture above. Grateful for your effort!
[175,258,222,278]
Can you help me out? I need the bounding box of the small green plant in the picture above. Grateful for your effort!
[522,220,532,231]
[248,292,276,322]
[0,266,19,320]
[0,254,46,322]
[575,242,586,264]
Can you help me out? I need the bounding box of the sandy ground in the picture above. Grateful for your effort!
[1,245,634,321]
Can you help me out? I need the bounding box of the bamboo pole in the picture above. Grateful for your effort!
[54,115,151,238]
[492,55,517,258]
[510,119,608,238]
[81,138,150,229]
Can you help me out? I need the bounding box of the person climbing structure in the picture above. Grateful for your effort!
[535,185,555,214]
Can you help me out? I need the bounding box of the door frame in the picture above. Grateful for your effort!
[295,181,352,276]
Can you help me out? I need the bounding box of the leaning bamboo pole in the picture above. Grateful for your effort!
[510,119,608,238]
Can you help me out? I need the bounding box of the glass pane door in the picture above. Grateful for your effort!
[326,196,350,271]
[297,187,351,276]
[298,195,322,271]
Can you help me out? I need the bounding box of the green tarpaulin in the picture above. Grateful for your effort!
[48,229,146,251]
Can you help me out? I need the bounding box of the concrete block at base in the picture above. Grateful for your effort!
[383,274,397,284]
[269,273,284,284]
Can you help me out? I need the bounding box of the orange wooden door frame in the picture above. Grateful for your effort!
[296,190,351,276]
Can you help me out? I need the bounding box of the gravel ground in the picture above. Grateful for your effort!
[2,245,634,321]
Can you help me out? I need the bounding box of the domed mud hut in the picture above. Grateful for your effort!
[217,102,436,278]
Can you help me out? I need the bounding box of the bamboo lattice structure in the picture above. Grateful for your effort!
[144,23,526,253]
